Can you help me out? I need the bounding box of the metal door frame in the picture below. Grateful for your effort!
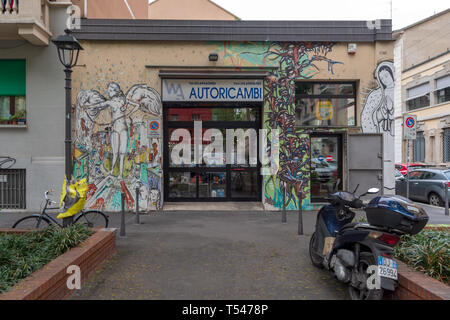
[163,102,262,202]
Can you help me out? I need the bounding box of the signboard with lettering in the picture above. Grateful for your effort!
[403,115,417,140]
[162,79,264,102]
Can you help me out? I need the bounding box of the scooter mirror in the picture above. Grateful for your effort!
[367,188,380,194]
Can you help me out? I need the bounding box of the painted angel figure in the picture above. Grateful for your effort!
[361,61,395,137]
[76,82,162,179]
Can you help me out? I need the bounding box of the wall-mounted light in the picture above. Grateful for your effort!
[209,53,218,62]
[347,43,357,55]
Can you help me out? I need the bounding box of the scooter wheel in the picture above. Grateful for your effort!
[309,232,324,268]
[348,252,384,300]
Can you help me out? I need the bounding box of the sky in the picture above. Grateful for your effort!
[208,0,449,30]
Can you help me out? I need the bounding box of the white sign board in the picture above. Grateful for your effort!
[162,79,263,102]
[403,115,417,140]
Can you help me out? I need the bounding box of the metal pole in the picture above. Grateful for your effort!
[406,139,410,199]
[120,192,126,237]
[444,181,449,216]
[298,192,303,235]
[282,185,287,223]
[135,187,140,224]
[64,68,73,180]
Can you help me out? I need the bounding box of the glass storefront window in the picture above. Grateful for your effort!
[310,136,341,201]
[231,170,258,198]
[295,98,355,126]
[198,172,226,198]
[295,82,356,126]
[168,172,197,198]
[168,107,259,122]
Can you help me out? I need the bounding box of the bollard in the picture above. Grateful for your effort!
[444,181,449,216]
[282,186,287,223]
[120,192,126,237]
[298,192,303,235]
[135,187,140,224]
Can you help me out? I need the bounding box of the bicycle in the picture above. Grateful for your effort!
[12,189,109,229]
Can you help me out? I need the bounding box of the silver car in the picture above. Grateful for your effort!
[395,167,450,206]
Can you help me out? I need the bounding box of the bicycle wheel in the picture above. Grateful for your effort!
[12,215,50,230]
[74,210,109,228]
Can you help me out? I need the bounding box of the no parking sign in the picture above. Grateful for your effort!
[148,120,161,137]
[403,115,417,140]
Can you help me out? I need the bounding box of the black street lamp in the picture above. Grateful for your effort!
[52,29,83,181]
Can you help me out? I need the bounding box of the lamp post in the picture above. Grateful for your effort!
[52,29,83,181]
[53,30,83,227]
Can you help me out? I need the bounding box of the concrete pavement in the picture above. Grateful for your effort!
[1,202,447,300]
[65,210,348,300]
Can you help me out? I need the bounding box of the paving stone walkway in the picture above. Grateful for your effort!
[64,210,349,300]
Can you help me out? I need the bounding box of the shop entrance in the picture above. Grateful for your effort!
[310,134,343,202]
[163,103,262,202]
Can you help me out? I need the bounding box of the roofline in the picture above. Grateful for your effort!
[393,7,450,33]
[148,0,240,20]
[72,18,392,42]
[208,0,240,20]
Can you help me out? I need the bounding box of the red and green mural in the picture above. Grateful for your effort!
[214,42,343,210]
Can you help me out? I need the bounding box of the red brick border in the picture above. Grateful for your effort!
[387,260,450,300]
[0,228,116,300]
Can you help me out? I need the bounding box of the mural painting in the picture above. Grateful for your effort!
[361,61,395,136]
[74,82,163,211]
[216,42,343,210]
[361,60,395,192]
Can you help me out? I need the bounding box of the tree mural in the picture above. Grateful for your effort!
[217,41,342,209]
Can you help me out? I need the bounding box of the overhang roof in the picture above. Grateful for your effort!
[73,19,392,42]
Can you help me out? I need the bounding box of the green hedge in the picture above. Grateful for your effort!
[0,224,93,293]
[394,229,450,285]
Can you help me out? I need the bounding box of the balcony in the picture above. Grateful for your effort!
[0,0,56,46]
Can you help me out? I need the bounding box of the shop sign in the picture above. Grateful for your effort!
[162,79,263,102]
[315,100,333,121]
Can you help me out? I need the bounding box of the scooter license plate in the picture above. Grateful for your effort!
[378,257,398,280]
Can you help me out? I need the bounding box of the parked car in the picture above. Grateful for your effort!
[395,167,450,206]
[395,163,425,176]
[395,168,403,180]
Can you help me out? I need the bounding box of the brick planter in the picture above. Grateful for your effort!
[387,260,450,300]
[0,228,116,300]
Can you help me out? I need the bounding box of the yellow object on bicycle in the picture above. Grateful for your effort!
[57,176,88,219]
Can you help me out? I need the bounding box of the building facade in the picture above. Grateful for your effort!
[148,0,239,20]
[0,0,70,211]
[71,19,394,212]
[393,9,450,166]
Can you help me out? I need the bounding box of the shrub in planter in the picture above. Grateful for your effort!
[0,224,93,293]
[394,229,449,285]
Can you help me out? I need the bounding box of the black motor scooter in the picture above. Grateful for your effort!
[309,185,428,300]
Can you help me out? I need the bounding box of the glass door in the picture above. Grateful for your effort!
[310,134,342,202]
[164,103,261,202]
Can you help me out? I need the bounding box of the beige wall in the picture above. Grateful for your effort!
[72,41,392,121]
[72,0,148,19]
[400,10,450,70]
[71,40,393,210]
[400,51,450,165]
[148,0,238,20]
